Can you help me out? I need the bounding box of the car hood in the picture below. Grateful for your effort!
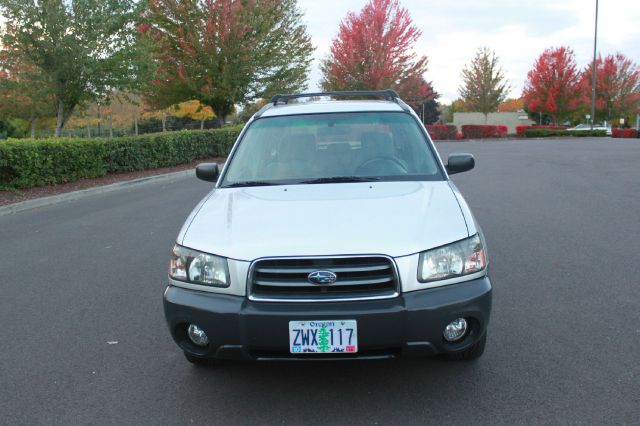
[179,181,469,260]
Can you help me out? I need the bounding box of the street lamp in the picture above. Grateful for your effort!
[590,0,599,130]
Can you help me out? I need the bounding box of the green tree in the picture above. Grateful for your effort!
[0,49,53,138]
[410,83,441,124]
[236,99,268,123]
[0,0,147,137]
[442,98,471,123]
[139,0,314,126]
[459,47,510,123]
[0,117,16,138]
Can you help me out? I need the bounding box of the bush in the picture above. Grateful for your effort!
[425,125,458,140]
[566,130,607,137]
[0,127,242,189]
[516,125,569,136]
[0,138,108,188]
[524,129,607,138]
[461,125,508,139]
[104,128,240,173]
[612,128,638,138]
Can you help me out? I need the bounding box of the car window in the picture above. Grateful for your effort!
[222,112,443,186]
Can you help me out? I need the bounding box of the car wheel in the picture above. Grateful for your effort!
[184,352,212,366]
[447,334,486,361]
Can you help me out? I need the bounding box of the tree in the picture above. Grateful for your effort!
[0,117,15,139]
[410,82,440,124]
[108,93,147,136]
[522,47,582,124]
[580,53,640,124]
[139,0,313,126]
[320,0,433,107]
[458,47,509,122]
[64,92,162,137]
[172,100,215,130]
[414,96,441,125]
[442,98,471,123]
[0,0,147,137]
[0,48,52,138]
[498,98,524,112]
[141,106,172,133]
[236,99,268,123]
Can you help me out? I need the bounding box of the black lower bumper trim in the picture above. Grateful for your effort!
[163,276,491,360]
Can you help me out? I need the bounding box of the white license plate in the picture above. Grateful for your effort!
[289,320,358,354]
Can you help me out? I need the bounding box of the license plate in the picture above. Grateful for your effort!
[289,320,358,354]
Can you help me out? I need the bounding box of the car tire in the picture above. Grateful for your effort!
[184,352,211,366]
[447,334,486,361]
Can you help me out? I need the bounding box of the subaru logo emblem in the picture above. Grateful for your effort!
[308,270,337,285]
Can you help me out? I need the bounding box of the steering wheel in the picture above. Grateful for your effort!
[355,156,409,175]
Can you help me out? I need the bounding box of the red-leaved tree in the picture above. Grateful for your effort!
[320,0,434,108]
[580,53,640,124]
[523,47,582,124]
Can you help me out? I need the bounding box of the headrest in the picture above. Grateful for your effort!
[360,132,394,157]
[280,133,316,161]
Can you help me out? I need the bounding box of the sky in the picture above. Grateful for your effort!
[1,1,638,104]
[298,0,640,103]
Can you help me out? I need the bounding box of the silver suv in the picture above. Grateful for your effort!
[164,90,492,363]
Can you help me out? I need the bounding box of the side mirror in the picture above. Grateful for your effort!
[446,153,475,175]
[195,163,220,182]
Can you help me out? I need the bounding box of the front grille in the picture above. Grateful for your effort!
[249,256,399,301]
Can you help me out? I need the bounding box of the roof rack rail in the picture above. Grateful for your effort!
[269,90,400,105]
[253,90,411,119]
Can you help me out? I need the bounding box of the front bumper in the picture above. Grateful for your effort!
[163,276,492,360]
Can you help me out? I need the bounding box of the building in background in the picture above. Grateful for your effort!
[453,111,534,134]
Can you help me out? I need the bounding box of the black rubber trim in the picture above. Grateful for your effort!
[163,276,492,361]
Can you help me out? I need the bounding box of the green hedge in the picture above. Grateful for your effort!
[0,127,242,189]
[524,129,607,138]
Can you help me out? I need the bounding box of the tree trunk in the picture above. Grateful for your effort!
[162,112,167,132]
[134,116,139,136]
[218,116,225,128]
[87,124,91,138]
[55,99,65,137]
[30,116,36,140]
[98,106,102,137]
[200,119,205,130]
[108,119,113,138]
[483,113,488,124]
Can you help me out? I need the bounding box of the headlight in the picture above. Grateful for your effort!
[169,245,230,287]
[418,234,486,283]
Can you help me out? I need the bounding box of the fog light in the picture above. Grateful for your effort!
[443,318,468,342]
[187,324,209,347]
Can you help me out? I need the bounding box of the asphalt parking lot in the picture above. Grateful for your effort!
[1,137,639,425]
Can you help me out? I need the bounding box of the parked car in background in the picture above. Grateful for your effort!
[567,123,612,135]
[164,90,492,365]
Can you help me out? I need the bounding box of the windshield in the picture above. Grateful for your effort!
[221,112,443,187]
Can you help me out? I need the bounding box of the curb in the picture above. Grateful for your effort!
[0,169,195,217]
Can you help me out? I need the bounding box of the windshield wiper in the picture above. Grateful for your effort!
[300,176,381,184]
[223,180,281,188]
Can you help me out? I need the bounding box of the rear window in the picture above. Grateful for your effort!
[221,112,443,186]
